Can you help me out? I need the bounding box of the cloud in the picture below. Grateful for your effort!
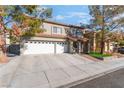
[78,20,89,24]
[55,15,65,20]
[55,12,90,20]
[67,12,89,18]
[78,18,91,24]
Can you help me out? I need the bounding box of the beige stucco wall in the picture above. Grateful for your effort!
[42,22,68,36]
[68,40,73,53]
[30,37,66,42]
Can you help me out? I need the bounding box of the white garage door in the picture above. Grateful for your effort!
[56,42,68,54]
[23,41,68,55]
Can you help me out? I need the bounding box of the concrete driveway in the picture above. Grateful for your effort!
[1,54,124,88]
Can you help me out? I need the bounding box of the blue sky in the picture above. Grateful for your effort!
[43,5,92,25]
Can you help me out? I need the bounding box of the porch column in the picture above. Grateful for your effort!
[69,40,73,53]
[81,42,83,53]
[88,40,91,53]
[78,42,81,53]
[104,42,107,52]
[93,32,96,52]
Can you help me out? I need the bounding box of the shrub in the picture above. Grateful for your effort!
[89,51,112,58]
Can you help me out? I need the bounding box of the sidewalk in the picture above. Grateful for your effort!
[0,54,124,88]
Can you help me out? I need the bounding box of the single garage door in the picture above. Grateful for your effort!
[23,41,68,55]
[56,42,68,54]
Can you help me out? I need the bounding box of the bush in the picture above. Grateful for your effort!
[89,51,112,58]
[119,41,124,46]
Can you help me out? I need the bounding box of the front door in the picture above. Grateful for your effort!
[73,42,78,53]
[83,42,89,53]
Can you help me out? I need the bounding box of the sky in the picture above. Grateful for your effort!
[43,5,92,25]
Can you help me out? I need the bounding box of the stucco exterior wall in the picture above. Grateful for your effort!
[104,42,114,52]
[30,37,66,42]
[42,22,68,36]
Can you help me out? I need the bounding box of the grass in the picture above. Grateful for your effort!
[89,52,112,58]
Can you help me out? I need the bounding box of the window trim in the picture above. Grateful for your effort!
[52,26,62,34]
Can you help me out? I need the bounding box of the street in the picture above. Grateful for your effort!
[71,68,124,88]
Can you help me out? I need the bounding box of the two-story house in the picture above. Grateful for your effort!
[22,20,89,55]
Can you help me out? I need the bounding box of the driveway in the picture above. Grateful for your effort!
[0,54,124,88]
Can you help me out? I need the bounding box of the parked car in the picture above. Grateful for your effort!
[118,47,124,54]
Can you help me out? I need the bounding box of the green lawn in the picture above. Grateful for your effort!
[89,52,112,58]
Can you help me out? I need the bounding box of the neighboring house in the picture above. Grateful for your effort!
[88,31,115,53]
[104,41,114,53]
[22,20,89,55]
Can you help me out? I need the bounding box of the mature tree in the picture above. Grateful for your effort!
[1,5,52,39]
[89,5,124,54]
[0,5,52,54]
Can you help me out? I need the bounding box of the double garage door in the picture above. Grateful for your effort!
[23,41,68,55]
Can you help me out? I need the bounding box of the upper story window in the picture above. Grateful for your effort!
[76,30,83,38]
[52,26,62,34]
[70,28,83,38]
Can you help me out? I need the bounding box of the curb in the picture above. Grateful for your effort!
[58,65,124,88]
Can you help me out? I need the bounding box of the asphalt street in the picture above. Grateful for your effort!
[71,68,124,88]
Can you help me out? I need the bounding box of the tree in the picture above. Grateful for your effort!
[0,5,52,55]
[89,5,124,54]
[0,5,52,40]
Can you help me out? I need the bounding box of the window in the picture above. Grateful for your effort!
[53,27,57,33]
[70,28,83,37]
[76,30,82,37]
[52,26,62,34]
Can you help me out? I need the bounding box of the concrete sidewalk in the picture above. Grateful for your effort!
[0,54,124,88]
